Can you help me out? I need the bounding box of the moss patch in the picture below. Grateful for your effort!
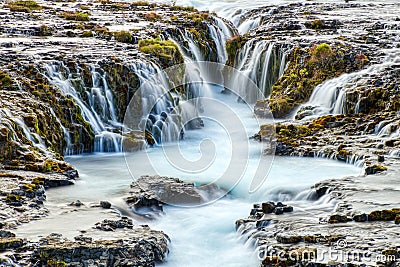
[139,38,184,67]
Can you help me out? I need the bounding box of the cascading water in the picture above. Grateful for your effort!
[230,39,287,101]
[296,52,400,119]
[44,62,122,153]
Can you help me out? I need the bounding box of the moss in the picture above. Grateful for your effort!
[131,1,150,6]
[139,38,184,67]
[368,209,400,221]
[114,30,132,43]
[226,35,248,66]
[81,31,93,38]
[6,0,44,12]
[39,24,52,36]
[0,70,12,87]
[46,260,67,267]
[144,12,162,21]
[170,5,196,12]
[59,12,90,22]
[5,194,21,203]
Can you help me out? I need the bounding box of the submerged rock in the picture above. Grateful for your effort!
[126,175,223,215]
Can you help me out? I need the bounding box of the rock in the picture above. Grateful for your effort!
[274,207,284,215]
[100,201,112,209]
[69,200,83,207]
[365,164,387,175]
[261,202,275,213]
[276,234,302,244]
[126,175,223,213]
[368,209,400,221]
[95,218,134,231]
[353,213,368,222]
[395,215,400,225]
[328,214,350,223]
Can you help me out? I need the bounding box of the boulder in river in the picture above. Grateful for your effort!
[126,175,224,215]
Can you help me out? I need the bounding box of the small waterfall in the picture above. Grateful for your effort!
[129,61,198,145]
[44,62,122,153]
[296,52,400,119]
[0,108,50,156]
[230,39,286,101]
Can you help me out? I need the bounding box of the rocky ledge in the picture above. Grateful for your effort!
[0,217,169,266]
[244,110,400,266]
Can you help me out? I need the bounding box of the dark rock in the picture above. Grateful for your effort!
[353,213,368,222]
[261,202,275,213]
[69,200,83,207]
[328,214,350,223]
[100,201,112,209]
[274,207,284,215]
[276,234,302,244]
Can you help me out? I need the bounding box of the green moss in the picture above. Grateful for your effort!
[0,70,12,87]
[170,5,196,12]
[46,260,67,267]
[39,24,52,36]
[59,12,90,21]
[139,38,184,67]
[6,0,44,12]
[225,35,248,66]
[114,30,132,43]
[82,31,93,38]
[131,1,149,6]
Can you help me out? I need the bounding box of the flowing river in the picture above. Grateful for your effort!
[13,0,381,266]
[16,87,362,266]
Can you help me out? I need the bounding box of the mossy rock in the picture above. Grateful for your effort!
[225,35,248,66]
[328,214,350,223]
[269,44,361,117]
[114,30,132,43]
[368,209,400,221]
[0,238,24,251]
[138,38,184,68]
[6,0,44,12]
[365,164,387,175]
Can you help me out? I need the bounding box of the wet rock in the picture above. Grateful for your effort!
[69,200,83,207]
[328,213,350,223]
[126,175,223,213]
[365,164,388,175]
[33,227,169,267]
[276,234,302,244]
[353,213,368,222]
[100,201,112,209]
[95,218,134,231]
[368,209,400,221]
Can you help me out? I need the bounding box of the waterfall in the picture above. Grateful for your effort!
[44,62,122,153]
[0,108,50,156]
[296,52,400,119]
[230,39,286,101]
[129,61,192,145]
